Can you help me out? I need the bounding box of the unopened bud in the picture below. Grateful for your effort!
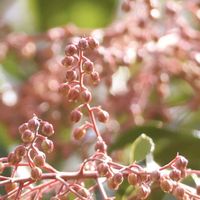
[41,139,54,153]
[66,70,77,82]
[78,38,88,50]
[28,117,40,132]
[67,88,80,102]
[62,56,74,66]
[15,145,26,158]
[97,163,109,176]
[65,44,77,56]
[73,127,86,140]
[58,83,70,95]
[90,71,100,85]
[83,60,94,73]
[160,178,174,193]
[18,123,28,134]
[169,168,181,181]
[88,37,99,49]
[107,177,119,190]
[173,186,185,199]
[33,153,46,167]
[174,156,188,170]
[95,140,107,152]
[31,167,42,180]
[42,122,54,137]
[113,173,124,185]
[70,110,82,123]
[97,109,109,123]
[21,130,34,143]
[128,173,138,186]
[81,90,92,103]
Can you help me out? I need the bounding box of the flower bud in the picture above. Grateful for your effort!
[88,37,99,49]
[107,177,119,190]
[81,90,92,103]
[128,173,138,186]
[33,153,46,167]
[95,140,107,152]
[15,145,26,158]
[31,167,42,180]
[97,109,109,123]
[21,130,34,143]
[65,44,77,56]
[58,83,70,95]
[83,60,94,73]
[41,139,54,153]
[42,122,54,137]
[173,186,185,199]
[78,38,88,50]
[18,123,28,134]
[90,71,100,85]
[174,156,188,170]
[150,170,160,182]
[169,168,181,181]
[67,88,80,102]
[97,163,109,176]
[113,172,124,185]
[66,70,77,82]
[61,56,74,66]
[8,152,21,165]
[28,117,40,132]
[160,178,174,193]
[73,127,86,140]
[70,110,82,123]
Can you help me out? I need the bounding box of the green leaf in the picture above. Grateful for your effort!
[129,133,155,163]
[109,125,200,168]
[29,0,117,31]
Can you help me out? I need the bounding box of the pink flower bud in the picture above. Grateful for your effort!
[28,117,40,132]
[90,71,100,85]
[62,56,74,66]
[67,88,80,102]
[83,60,94,73]
[65,44,77,56]
[73,127,86,140]
[41,139,54,153]
[42,122,54,137]
[31,167,42,180]
[66,70,77,82]
[88,37,99,49]
[78,38,88,50]
[70,110,82,123]
[21,130,34,143]
[81,90,92,103]
[97,109,109,123]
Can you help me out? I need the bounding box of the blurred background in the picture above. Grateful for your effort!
[0,0,200,199]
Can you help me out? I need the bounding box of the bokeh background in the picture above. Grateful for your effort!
[0,0,200,199]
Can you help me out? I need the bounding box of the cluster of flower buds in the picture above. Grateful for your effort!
[0,115,55,195]
[1,34,200,199]
[59,37,109,142]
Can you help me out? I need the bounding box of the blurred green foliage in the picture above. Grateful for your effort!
[29,0,117,31]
